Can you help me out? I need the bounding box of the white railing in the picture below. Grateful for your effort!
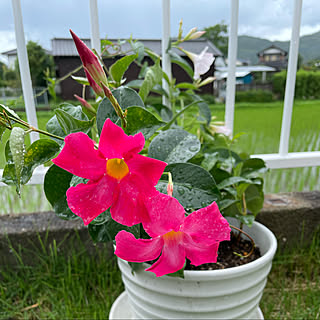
[1,0,319,187]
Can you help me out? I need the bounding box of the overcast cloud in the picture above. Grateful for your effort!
[1,0,320,63]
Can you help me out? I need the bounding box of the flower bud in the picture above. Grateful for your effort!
[84,69,104,98]
[70,29,107,87]
[74,94,96,114]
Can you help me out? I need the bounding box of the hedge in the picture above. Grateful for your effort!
[235,90,273,103]
[273,70,320,99]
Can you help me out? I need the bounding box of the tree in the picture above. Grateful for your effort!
[203,22,228,56]
[15,41,54,87]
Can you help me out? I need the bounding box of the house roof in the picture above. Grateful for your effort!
[257,45,287,56]
[51,38,222,57]
[216,65,276,73]
[1,48,52,56]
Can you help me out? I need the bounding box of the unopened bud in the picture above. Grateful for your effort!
[167,172,173,197]
[101,82,112,98]
[74,94,96,114]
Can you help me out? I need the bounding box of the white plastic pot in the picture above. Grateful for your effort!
[110,218,277,319]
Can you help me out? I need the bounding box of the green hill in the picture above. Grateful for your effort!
[238,31,320,64]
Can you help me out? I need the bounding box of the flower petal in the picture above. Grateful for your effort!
[181,202,231,245]
[127,154,167,187]
[183,233,219,266]
[52,132,106,180]
[146,240,186,277]
[66,175,116,225]
[115,230,163,262]
[110,174,156,226]
[144,193,185,238]
[99,119,145,159]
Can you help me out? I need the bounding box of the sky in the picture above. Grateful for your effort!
[1,0,320,63]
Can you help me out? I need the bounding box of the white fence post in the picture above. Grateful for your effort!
[89,0,101,55]
[225,0,239,138]
[11,0,39,143]
[161,0,171,107]
[279,0,303,156]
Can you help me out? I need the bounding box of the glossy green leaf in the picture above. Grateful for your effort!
[46,104,89,144]
[124,106,165,139]
[209,167,231,184]
[9,127,25,191]
[156,163,220,210]
[55,109,94,135]
[217,176,252,190]
[150,103,173,122]
[217,198,239,211]
[197,101,212,125]
[168,50,193,79]
[0,126,6,141]
[1,141,18,189]
[0,104,20,121]
[110,54,138,86]
[175,82,198,90]
[88,217,140,243]
[201,152,219,171]
[139,61,163,102]
[96,86,145,135]
[245,183,264,215]
[44,164,78,220]
[21,139,60,184]
[149,129,201,164]
[235,214,255,227]
[71,76,90,86]
[241,158,267,177]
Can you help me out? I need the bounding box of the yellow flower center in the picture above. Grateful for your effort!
[106,158,129,180]
[162,230,183,242]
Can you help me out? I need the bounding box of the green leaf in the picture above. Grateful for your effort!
[110,54,138,86]
[156,163,220,210]
[1,141,18,188]
[150,104,173,122]
[245,183,264,215]
[175,82,198,90]
[217,198,239,211]
[217,176,252,190]
[0,126,6,141]
[139,61,163,102]
[235,214,255,227]
[149,129,201,164]
[0,104,20,121]
[9,127,26,192]
[201,152,219,171]
[96,86,145,135]
[21,139,60,184]
[197,101,212,125]
[241,158,267,178]
[131,41,145,63]
[71,76,90,86]
[209,167,231,184]
[55,109,94,135]
[124,106,165,139]
[168,50,194,79]
[88,217,140,243]
[46,104,89,144]
[44,164,78,220]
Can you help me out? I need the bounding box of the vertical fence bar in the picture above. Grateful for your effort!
[89,0,101,55]
[225,0,239,138]
[11,0,39,143]
[161,0,171,107]
[279,0,303,156]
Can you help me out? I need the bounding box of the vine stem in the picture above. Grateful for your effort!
[3,114,65,141]
[230,224,256,259]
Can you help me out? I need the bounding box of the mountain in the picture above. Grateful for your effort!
[237,31,320,64]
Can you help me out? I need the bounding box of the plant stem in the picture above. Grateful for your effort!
[6,114,64,141]
[162,100,203,130]
[230,225,256,259]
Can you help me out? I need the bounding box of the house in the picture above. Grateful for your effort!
[1,48,51,69]
[257,45,288,71]
[51,38,222,100]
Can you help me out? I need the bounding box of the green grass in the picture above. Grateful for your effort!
[0,234,319,319]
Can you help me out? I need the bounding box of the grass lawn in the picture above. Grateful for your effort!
[0,233,319,319]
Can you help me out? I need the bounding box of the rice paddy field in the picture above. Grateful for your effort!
[0,99,320,215]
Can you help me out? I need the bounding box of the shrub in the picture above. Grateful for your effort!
[272,70,320,99]
[235,90,273,103]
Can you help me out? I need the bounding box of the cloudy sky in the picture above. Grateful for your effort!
[1,0,320,63]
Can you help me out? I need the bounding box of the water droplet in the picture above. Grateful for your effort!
[177,187,185,195]
[189,146,198,152]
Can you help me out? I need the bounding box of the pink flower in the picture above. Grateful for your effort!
[115,193,231,277]
[70,29,108,87]
[84,69,104,97]
[52,119,167,226]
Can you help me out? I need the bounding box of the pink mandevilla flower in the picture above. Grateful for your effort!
[52,119,167,226]
[115,193,231,277]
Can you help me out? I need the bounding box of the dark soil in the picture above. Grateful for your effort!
[185,231,261,271]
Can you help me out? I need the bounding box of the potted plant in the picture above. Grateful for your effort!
[0,26,277,320]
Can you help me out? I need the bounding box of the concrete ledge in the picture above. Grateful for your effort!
[1,191,320,266]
